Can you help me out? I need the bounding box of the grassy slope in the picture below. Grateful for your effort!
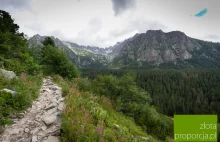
[53,75,161,142]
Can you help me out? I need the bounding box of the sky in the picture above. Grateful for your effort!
[0,0,219,47]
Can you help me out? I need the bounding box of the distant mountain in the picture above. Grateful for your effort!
[111,30,220,69]
[28,30,220,69]
[28,35,110,69]
[63,41,112,55]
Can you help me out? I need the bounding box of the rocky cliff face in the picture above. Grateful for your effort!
[117,30,200,64]
[112,30,220,68]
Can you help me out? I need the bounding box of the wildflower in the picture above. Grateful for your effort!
[20,72,26,79]
[96,125,103,135]
[84,113,89,119]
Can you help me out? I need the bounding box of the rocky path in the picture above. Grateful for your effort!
[0,77,65,142]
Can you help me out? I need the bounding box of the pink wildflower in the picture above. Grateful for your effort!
[96,125,103,135]
[84,113,89,119]
[20,72,26,79]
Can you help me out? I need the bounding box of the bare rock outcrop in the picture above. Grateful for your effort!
[0,69,16,80]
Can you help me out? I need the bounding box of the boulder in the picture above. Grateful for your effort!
[1,88,17,97]
[42,114,57,125]
[0,69,16,80]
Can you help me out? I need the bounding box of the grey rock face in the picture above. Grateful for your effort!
[0,69,16,80]
[117,30,199,64]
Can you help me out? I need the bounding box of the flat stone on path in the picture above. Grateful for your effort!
[42,114,57,126]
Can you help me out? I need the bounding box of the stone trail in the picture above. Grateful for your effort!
[0,77,65,142]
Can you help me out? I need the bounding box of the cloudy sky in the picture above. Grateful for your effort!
[0,0,219,47]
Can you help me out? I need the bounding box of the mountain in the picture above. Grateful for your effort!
[111,30,220,69]
[28,35,110,69]
[28,30,220,69]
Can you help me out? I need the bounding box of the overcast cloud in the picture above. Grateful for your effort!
[0,0,30,12]
[111,0,136,16]
[0,0,219,47]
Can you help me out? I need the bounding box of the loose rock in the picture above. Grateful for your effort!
[58,102,65,111]
[32,135,38,142]
[42,114,57,125]
[24,127,30,133]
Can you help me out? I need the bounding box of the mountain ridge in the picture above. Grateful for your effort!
[28,30,220,69]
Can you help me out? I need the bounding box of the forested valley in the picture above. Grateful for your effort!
[82,69,220,121]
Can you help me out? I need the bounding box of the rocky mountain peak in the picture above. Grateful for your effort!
[146,29,163,34]
[144,30,168,43]
[166,31,188,42]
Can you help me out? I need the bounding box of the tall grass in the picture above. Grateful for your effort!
[53,75,160,142]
